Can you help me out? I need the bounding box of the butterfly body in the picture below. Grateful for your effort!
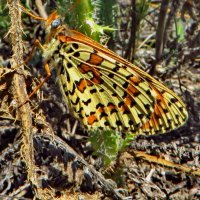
[41,12,188,134]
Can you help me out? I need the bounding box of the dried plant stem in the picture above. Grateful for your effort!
[133,151,200,176]
[124,0,137,63]
[7,0,37,188]
[35,0,48,19]
[155,0,170,61]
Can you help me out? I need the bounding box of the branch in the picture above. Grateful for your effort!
[7,0,36,191]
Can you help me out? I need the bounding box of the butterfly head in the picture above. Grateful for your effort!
[51,18,62,29]
[45,11,68,42]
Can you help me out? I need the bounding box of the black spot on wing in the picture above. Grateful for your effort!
[144,104,151,110]
[146,89,151,95]
[100,112,108,118]
[112,65,120,72]
[130,99,137,107]
[122,82,129,89]
[73,52,80,57]
[96,103,104,109]
[108,73,114,78]
[99,88,104,92]
[67,62,73,68]
[72,43,79,49]
[116,120,122,126]
[69,83,76,95]
[128,120,134,125]
[66,48,74,53]
[90,88,97,94]
[112,93,118,97]
[113,83,117,89]
[71,97,80,105]
[104,121,110,126]
[82,98,92,106]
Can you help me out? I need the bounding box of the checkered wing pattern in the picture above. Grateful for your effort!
[43,13,188,134]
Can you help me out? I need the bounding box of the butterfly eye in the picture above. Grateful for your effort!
[51,18,62,29]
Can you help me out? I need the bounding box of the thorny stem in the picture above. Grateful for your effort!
[7,0,37,187]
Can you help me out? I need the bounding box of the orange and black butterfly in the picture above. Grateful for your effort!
[22,8,188,135]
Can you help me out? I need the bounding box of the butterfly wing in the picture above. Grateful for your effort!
[56,31,188,134]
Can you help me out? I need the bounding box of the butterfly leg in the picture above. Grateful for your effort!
[18,40,50,108]
[0,39,43,80]
[23,39,45,65]
[9,39,44,72]
[18,62,51,108]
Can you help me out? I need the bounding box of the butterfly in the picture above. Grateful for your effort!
[24,10,188,135]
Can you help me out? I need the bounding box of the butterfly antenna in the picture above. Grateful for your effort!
[19,2,46,21]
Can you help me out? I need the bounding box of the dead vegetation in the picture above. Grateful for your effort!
[0,0,199,199]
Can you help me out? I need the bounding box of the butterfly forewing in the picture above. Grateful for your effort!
[55,39,160,132]
[43,15,188,135]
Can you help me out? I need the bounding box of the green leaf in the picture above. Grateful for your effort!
[175,18,185,42]
[0,0,10,36]
[89,130,136,167]
[56,0,116,42]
